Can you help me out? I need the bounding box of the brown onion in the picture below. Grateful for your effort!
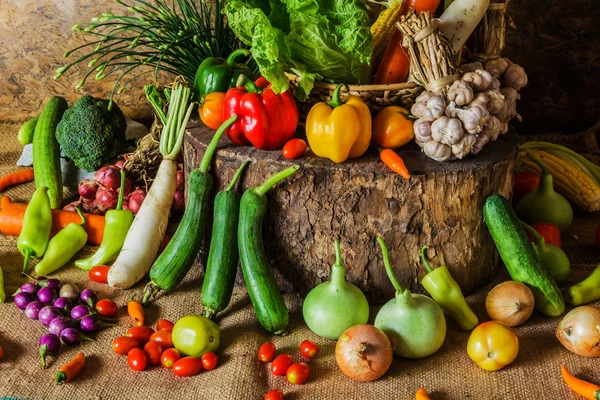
[94,166,121,190]
[556,306,600,358]
[486,281,535,327]
[335,324,393,382]
[78,179,98,200]
[128,189,146,214]
[96,186,118,209]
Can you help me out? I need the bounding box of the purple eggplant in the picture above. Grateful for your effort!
[17,282,39,296]
[53,297,73,314]
[25,301,47,319]
[79,316,116,333]
[37,287,58,304]
[79,289,97,308]
[58,284,79,301]
[48,317,74,336]
[60,327,94,345]
[70,304,91,320]
[38,278,62,290]
[38,306,62,327]
[39,333,61,369]
[14,291,35,310]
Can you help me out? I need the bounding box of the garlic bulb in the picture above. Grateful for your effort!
[447,80,474,107]
[503,64,528,90]
[411,91,446,122]
[471,134,489,155]
[413,118,433,143]
[423,140,452,162]
[462,69,494,92]
[460,62,483,73]
[490,77,501,91]
[482,115,502,142]
[484,58,510,77]
[431,116,464,145]
[447,103,489,134]
[485,90,505,114]
[471,92,489,109]
[451,134,476,159]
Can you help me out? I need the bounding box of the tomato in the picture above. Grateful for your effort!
[144,340,163,365]
[271,354,293,376]
[161,348,181,369]
[299,340,319,359]
[405,0,441,13]
[282,139,307,159]
[96,299,118,318]
[467,321,519,371]
[258,342,276,363]
[172,356,203,377]
[127,348,148,371]
[89,265,109,283]
[200,92,226,130]
[201,351,218,371]
[525,222,562,247]
[172,315,220,358]
[264,389,285,400]
[156,319,175,332]
[513,172,540,204]
[286,362,310,385]
[112,336,139,355]
[126,326,155,346]
[150,330,173,349]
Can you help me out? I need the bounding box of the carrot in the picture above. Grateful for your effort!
[128,295,144,326]
[0,169,34,192]
[0,197,105,245]
[416,388,431,400]
[380,148,411,179]
[561,365,600,400]
[55,352,85,384]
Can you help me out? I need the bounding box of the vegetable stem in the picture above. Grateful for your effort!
[255,165,300,195]
[330,239,346,291]
[75,207,87,228]
[328,83,349,108]
[22,249,31,275]
[377,237,404,292]
[526,153,548,176]
[420,245,434,273]
[199,115,238,173]
[519,221,544,243]
[226,161,249,191]
[116,170,126,211]
[226,49,250,66]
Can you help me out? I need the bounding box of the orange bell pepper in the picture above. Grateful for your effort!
[199,92,226,130]
[372,106,414,149]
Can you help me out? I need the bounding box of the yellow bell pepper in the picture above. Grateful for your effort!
[306,84,372,163]
[372,106,414,149]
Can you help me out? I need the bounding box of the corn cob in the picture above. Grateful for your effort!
[370,0,404,69]
[518,149,600,212]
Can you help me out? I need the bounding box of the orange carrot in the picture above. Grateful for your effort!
[128,295,145,326]
[380,148,411,179]
[561,365,600,400]
[55,352,86,384]
[416,388,431,400]
[0,169,34,192]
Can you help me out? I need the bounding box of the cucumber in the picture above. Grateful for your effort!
[18,116,39,145]
[201,161,248,319]
[33,97,68,209]
[483,194,565,317]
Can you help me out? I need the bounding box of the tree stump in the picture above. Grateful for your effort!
[184,122,518,303]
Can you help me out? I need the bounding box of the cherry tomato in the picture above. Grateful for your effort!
[299,340,319,359]
[161,348,181,369]
[467,321,519,371]
[144,340,163,365]
[258,342,276,363]
[405,0,441,13]
[201,351,218,371]
[89,265,109,283]
[271,354,293,376]
[156,319,175,332]
[172,356,203,377]
[286,362,310,385]
[126,326,155,346]
[264,389,285,400]
[150,330,173,349]
[127,348,148,371]
[112,336,139,355]
[96,299,118,318]
[282,139,307,159]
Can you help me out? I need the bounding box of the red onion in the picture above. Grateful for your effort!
[78,179,98,200]
[63,202,79,212]
[128,189,146,214]
[117,177,132,197]
[39,333,61,368]
[122,201,131,211]
[96,186,118,210]
[173,188,185,212]
[176,169,184,188]
[94,166,121,190]
[14,292,35,309]
[115,159,125,169]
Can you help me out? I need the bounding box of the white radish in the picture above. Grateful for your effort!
[439,0,490,54]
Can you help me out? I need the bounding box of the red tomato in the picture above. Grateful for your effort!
[201,351,218,371]
[161,348,181,369]
[264,389,285,400]
[112,336,139,356]
[96,299,118,318]
[299,340,319,359]
[286,362,310,385]
[150,330,173,349]
[405,0,441,12]
[126,326,155,345]
[89,265,109,283]
[258,342,276,363]
[282,139,307,159]
[127,348,148,371]
[271,354,293,376]
[513,172,540,204]
[144,340,163,365]
[156,319,175,332]
[525,222,562,247]
[172,356,203,377]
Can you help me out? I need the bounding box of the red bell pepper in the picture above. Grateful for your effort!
[513,171,540,204]
[223,77,299,150]
[525,222,562,247]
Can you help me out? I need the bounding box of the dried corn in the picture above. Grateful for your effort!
[370,0,404,69]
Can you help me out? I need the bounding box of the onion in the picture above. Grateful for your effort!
[115,159,125,169]
[78,179,98,200]
[127,189,146,214]
[94,166,121,190]
[556,306,600,358]
[485,281,535,327]
[96,186,118,210]
[335,324,393,382]
[176,169,184,188]
[117,177,132,197]
[172,189,185,212]
[122,201,131,212]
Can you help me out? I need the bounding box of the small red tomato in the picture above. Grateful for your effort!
[156,319,175,332]
[150,330,173,349]
[201,351,218,371]
[96,299,118,318]
[299,340,319,359]
[258,342,276,363]
[172,356,203,377]
[282,138,307,160]
[89,265,109,283]
[286,362,310,385]
[264,389,285,400]
[161,348,181,369]
[127,348,148,371]
[144,340,163,365]
[271,354,293,376]
[112,336,139,356]
[126,326,155,345]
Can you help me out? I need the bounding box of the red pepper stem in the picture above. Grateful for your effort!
[420,246,434,273]
[328,83,349,108]
[377,236,404,292]
[527,153,548,176]
[226,161,249,192]
[225,49,250,66]
[520,221,544,244]
[75,207,87,228]
[255,165,299,196]
[116,170,126,211]
[199,115,238,173]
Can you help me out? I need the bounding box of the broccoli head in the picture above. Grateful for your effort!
[56,95,127,171]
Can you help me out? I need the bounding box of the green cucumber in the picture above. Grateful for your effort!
[238,165,299,335]
[33,97,68,209]
[18,116,39,145]
[201,161,248,319]
[483,194,565,317]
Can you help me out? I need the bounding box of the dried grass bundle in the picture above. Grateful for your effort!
[467,0,511,60]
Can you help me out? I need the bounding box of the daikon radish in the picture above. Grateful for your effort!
[439,0,490,54]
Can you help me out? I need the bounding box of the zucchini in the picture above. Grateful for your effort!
[238,165,299,335]
[483,194,565,317]
[33,97,68,209]
[18,116,39,145]
[201,161,248,319]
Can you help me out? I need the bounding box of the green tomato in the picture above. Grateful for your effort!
[172,315,220,357]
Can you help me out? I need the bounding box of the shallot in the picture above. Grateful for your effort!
[94,166,121,190]
[172,189,185,212]
[96,186,118,210]
[127,189,146,214]
[78,179,98,200]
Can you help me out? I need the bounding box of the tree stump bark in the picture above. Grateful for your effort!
[184,122,518,303]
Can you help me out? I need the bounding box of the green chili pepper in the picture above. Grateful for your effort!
[35,208,88,276]
[18,186,53,274]
[0,266,5,303]
[420,246,479,331]
[566,265,600,306]
[193,49,251,101]
[74,170,134,271]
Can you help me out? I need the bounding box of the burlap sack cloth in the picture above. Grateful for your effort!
[0,122,598,399]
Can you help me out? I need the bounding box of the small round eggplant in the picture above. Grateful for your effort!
[48,317,74,336]
[60,327,95,345]
[38,306,63,327]
[58,283,80,301]
[37,287,58,304]
[53,297,73,314]
[79,316,116,333]
[14,292,36,310]
[70,304,92,320]
[25,301,47,320]
[80,289,97,308]
[39,333,61,369]
[19,282,39,296]
[38,278,62,290]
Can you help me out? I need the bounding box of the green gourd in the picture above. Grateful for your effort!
[516,153,573,233]
[302,240,369,340]
[520,221,571,285]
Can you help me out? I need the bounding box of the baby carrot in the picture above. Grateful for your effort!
[0,169,34,192]
[561,365,600,400]
[55,352,85,384]
[128,295,144,326]
[380,148,410,179]
[415,388,431,400]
